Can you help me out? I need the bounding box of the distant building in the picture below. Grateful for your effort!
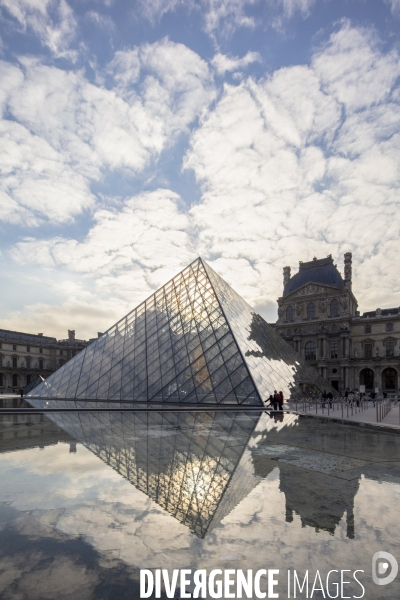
[275,253,400,394]
[0,329,90,391]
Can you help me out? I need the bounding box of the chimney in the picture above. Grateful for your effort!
[283,266,291,289]
[344,252,352,290]
[68,329,75,341]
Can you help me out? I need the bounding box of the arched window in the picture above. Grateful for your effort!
[286,305,294,322]
[39,358,44,370]
[12,374,18,387]
[307,302,316,319]
[26,374,32,385]
[330,298,339,317]
[383,368,397,391]
[0,373,3,386]
[360,368,374,390]
[305,341,316,360]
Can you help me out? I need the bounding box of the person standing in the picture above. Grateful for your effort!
[278,391,284,411]
[273,390,279,411]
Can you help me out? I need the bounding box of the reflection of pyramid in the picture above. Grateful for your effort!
[41,409,262,538]
[27,258,334,404]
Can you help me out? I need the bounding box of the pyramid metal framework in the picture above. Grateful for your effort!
[27,258,335,405]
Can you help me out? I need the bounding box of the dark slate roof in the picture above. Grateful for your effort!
[0,329,56,343]
[283,256,345,297]
[361,308,399,318]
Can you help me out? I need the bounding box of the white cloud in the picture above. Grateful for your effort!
[4,23,400,335]
[212,51,261,75]
[7,189,195,336]
[86,10,115,34]
[386,0,400,16]
[0,39,214,226]
[0,0,77,59]
[278,0,316,17]
[312,23,400,112]
[183,24,400,314]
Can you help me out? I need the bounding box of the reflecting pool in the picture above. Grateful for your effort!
[1,404,400,599]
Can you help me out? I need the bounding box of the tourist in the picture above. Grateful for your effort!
[273,390,279,411]
[278,391,284,411]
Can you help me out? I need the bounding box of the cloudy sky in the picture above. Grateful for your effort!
[0,0,399,339]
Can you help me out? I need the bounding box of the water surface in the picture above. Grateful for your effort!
[1,405,400,599]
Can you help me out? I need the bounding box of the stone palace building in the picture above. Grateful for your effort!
[275,253,399,394]
[0,329,90,392]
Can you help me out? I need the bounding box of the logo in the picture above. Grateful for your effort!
[372,552,398,586]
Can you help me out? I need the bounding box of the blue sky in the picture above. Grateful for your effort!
[0,0,399,339]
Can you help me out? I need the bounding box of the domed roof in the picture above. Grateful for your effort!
[283,256,345,297]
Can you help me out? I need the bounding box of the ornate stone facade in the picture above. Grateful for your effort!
[0,329,91,392]
[275,254,400,394]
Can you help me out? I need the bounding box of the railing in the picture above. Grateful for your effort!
[289,395,399,423]
[376,397,392,423]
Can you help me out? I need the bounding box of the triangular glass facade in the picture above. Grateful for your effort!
[27,257,335,404]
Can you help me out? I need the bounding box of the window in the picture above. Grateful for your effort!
[0,373,3,386]
[364,343,373,359]
[305,341,316,360]
[26,357,31,369]
[331,343,338,359]
[330,298,339,316]
[39,358,44,370]
[383,368,397,390]
[13,344,17,351]
[307,302,316,319]
[12,374,18,387]
[386,341,395,358]
[287,329,292,337]
[386,322,394,332]
[59,360,65,367]
[39,348,43,354]
[26,346,30,352]
[286,305,294,322]
[331,324,338,333]
[12,356,17,368]
[60,350,64,356]
[365,324,371,334]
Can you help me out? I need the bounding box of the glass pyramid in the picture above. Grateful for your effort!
[27,257,335,405]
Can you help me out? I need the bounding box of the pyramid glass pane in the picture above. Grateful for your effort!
[203,260,337,400]
[27,257,336,404]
